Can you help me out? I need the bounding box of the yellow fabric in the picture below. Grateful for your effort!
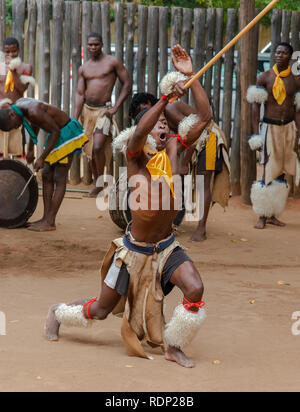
[4,70,14,93]
[146,149,175,198]
[272,65,291,106]
[205,131,217,171]
[45,134,89,165]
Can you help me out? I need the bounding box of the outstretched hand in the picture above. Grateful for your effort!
[171,44,194,76]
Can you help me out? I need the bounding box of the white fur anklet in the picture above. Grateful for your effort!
[55,304,93,328]
[164,304,206,350]
[251,179,289,218]
[248,134,264,151]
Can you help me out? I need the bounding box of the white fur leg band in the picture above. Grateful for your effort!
[164,304,206,350]
[248,134,264,151]
[246,85,268,104]
[251,180,290,218]
[55,304,93,328]
[20,75,36,88]
[160,71,188,96]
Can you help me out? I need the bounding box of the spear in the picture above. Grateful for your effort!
[169,0,280,103]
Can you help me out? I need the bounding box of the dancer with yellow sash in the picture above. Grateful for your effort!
[0,98,88,232]
[247,42,300,229]
[45,45,212,368]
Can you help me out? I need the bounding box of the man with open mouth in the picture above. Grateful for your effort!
[45,45,212,368]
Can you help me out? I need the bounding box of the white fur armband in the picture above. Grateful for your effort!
[246,85,268,104]
[20,74,35,87]
[248,134,264,151]
[55,304,93,328]
[178,114,199,140]
[160,71,188,96]
[0,98,13,108]
[112,126,157,155]
[295,92,300,112]
[8,57,22,71]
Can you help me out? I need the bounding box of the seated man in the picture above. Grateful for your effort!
[45,45,212,368]
[0,98,88,231]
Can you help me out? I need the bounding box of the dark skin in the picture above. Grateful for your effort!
[0,44,32,103]
[45,45,212,368]
[75,37,132,197]
[2,98,72,232]
[251,45,300,229]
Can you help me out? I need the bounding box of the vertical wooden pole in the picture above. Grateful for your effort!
[69,0,82,185]
[222,9,237,148]
[12,0,26,59]
[0,0,6,50]
[124,2,136,126]
[147,6,159,96]
[63,1,71,115]
[159,7,169,93]
[240,0,258,205]
[137,5,148,92]
[114,2,124,133]
[92,1,102,34]
[26,0,37,98]
[204,8,216,103]
[37,0,50,157]
[193,9,206,87]
[213,8,224,124]
[291,11,300,53]
[101,2,111,55]
[270,9,282,67]
[51,0,63,108]
[170,7,182,72]
[181,8,193,104]
[281,10,292,43]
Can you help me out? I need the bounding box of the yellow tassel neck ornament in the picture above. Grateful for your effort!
[272,64,291,106]
[146,149,175,198]
[4,70,15,93]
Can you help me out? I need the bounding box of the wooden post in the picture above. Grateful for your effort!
[37,0,50,158]
[26,0,37,98]
[81,1,93,186]
[101,2,111,55]
[51,0,63,108]
[114,2,124,132]
[291,11,300,53]
[147,6,159,96]
[213,8,224,123]
[12,0,26,59]
[181,8,193,104]
[159,7,169,92]
[92,1,102,34]
[170,7,182,71]
[281,10,292,43]
[193,9,206,87]
[222,9,237,148]
[63,1,71,115]
[0,0,5,50]
[124,2,136,126]
[270,9,282,67]
[240,0,258,205]
[69,0,81,185]
[137,5,148,92]
[204,8,216,103]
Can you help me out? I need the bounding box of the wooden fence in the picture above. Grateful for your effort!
[1,1,300,195]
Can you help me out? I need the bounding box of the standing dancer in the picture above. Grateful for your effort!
[247,42,300,229]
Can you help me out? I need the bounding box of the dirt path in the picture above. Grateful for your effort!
[1,192,300,392]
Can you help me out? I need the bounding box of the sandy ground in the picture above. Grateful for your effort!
[0,188,300,393]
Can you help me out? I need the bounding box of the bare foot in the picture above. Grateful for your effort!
[165,346,195,368]
[45,304,61,341]
[28,218,45,226]
[191,228,207,242]
[83,187,103,198]
[254,217,267,230]
[267,216,286,227]
[27,220,56,232]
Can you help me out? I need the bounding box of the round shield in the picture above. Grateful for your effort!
[0,159,38,229]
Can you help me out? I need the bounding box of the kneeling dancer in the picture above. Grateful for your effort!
[45,45,212,368]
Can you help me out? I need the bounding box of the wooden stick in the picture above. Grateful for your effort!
[169,0,280,103]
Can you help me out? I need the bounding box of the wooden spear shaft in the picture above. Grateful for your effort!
[169,0,280,103]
